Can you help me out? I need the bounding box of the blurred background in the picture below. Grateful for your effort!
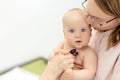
[0,0,83,73]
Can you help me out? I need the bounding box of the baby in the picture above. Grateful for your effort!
[50,8,97,80]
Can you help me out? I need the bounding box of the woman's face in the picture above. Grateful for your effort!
[86,0,119,31]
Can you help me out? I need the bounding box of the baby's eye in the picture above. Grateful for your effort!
[69,29,75,33]
[81,28,86,32]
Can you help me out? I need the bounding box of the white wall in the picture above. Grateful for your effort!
[0,0,83,72]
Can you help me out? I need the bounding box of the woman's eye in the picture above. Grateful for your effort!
[69,29,74,33]
[81,28,86,32]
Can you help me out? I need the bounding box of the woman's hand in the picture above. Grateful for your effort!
[40,50,74,80]
[48,50,74,76]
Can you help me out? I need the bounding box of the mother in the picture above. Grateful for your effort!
[41,0,120,80]
[85,0,120,79]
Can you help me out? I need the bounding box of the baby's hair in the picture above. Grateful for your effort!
[64,8,85,14]
[62,8,91,34]
[66,8,83,12]
[63,8,85,20]
[63,8,87,28]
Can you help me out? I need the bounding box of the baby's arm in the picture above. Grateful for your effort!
[49,40,81,80]
[59,49,79,80]
[72,48,97,80]
[60,68,73,80]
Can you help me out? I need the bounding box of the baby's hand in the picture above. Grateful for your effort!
[60,68,73,80]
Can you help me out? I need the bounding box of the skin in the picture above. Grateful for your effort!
[40,52,74,80]
[40,0,119,79]
[57,0,120,79]
[87,0,120,31]
[53,9,97,80]
[63,10,91,50]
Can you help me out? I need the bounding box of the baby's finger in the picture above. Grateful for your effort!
[58,49,69,55]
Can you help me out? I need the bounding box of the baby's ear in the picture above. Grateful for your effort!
[63,30,66,39]
[64,36,66,39]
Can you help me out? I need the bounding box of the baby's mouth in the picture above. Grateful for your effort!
[76,40,82,43]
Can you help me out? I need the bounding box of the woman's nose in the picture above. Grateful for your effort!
[87,16,94,25]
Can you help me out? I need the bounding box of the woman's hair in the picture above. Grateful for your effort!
[95,0,120,49]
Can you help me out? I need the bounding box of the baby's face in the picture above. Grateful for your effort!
[63,12,91,49]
